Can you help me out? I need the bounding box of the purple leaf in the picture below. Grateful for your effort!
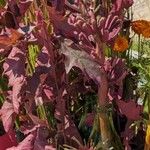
[3,46,26,113]
[26,47,51,106]
[60,39,101,83]
[64,114,83,148]
[106,58,127,101]
[111,0,134,14]
[33,126,49,150]
[3,46,26,86]
[49,7,79,41]
[100,14,123,42]
[121,120,134,150]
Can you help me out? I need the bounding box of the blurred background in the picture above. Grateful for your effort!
[132,0,150,20]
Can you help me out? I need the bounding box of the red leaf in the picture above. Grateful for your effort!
[116,100,143,120]
[0,130,17,150]
[84,113,95,127]
[18,0,33,16]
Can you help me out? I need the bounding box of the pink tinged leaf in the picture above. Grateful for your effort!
[21,125,51,150]
[20,124,40,135]
[101,14,123,42]
[20,125,49,150]
[45,145,56,150]
[116,100,143,120]
[106,58,127,101]
[7,133,36,150]
[12,76,26,113]
[3,46,26,113]
[60,39,101,83]
[3,46,26,86]
[0,101,15,132]
[49,7,79,40]
[111,0,123,14]
[107,58,127,82]
[43,85,54,101]
[0,130,17,150]
[111,0,133,14]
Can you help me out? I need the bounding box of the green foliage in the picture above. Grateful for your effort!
[0,0,5,7]
[27,44,40,76]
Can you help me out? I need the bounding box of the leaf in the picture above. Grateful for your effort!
[3,46,26,113]
[116,100,143,120]
[110,0,133,14]
[0,130,17,150]
[20,125,50,150]
[28,113,47,126]
[12,77,26,113]
[7,133,35,150]
[45,145,56,150]
[84,113,95,127]
[60,39,101,83]
[106,58,127,101]
[26,47,51,104]
[48,7,79,41]
[33,126,49,150]
[3,46,26,86]
[101,14,123,42]
[18,0,33,16]
[0,29,22,49]
[121,121,134,150]
[0,100,15,132]
[0,0,5,7]
[64,114,83,147]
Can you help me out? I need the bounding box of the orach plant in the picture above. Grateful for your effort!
[0,0,147,150]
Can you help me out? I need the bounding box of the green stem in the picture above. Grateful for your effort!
[138,35,141,59]
[37,104,47,120]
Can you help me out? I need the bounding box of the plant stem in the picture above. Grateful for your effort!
[94,32,112,148]
[98,71,112,148]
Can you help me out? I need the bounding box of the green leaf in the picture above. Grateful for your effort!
[0,0,5,7]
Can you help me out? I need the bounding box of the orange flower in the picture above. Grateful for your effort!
[113,36,129,52]
[131,20,150,38]
[146,125,150,145]
[142,27,150,38]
